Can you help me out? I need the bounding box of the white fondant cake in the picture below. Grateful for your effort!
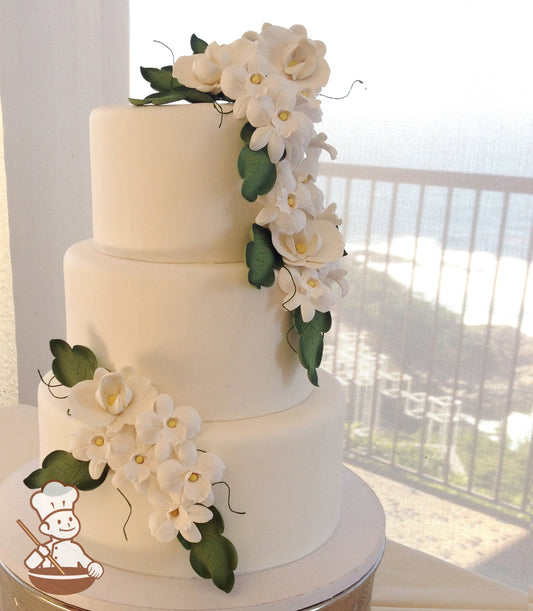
[30,23,357,595]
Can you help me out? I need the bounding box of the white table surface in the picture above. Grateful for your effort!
[0,404,528,611]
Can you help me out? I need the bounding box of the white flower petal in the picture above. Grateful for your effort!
[154,438,173,463]
[255,205,278,227]
[249,125,273,151]
[157,459,187,494]
[177,440,198,469]
[267,132,285,163]
[149,510,179,543]
[300,299,316,323]
[136,411,163,445]
[88,459,107,480]
[155,393,174,419]
[247,95,275,127]
[179,521,202,543]
[187,504,213,524]
[184,474,212,504]
[197,452,225,483]
[174,405,202,439]
[68,380,114,428]
[220,64,247,100]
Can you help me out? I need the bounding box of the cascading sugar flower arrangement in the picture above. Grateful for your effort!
[130,23,348,386]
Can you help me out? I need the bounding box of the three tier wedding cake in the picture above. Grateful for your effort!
[26,23,351,594]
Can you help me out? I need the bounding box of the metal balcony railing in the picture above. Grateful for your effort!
[318,163,533,522]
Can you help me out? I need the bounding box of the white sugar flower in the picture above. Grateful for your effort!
[293,132,337,187]
[68,367,158,432]
[256,191,304,234]
[316,202,343,226]
[148,490,213,544]
[70,426,114,479]
[184,451,225,504]
[105,425,136,471]
[271,219,345,269]
[157,446,225,506]
[136,394,202,463]
[255,158,317,234]
[246,84,313,163]
[111,439,156,495]
[309,131,337,160]
[324,259,349,297]
[298,88,323,123]
[173,38,255,94]
[278,266,337,322]
[220,53,272,119]
[273,159,322,214]
[155,440,197,494]
[256,24,330,91]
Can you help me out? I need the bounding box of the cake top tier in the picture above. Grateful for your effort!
[90,103,258,264]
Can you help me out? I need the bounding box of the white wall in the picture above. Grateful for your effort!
[0,98,18,406]
[0,1,129,404]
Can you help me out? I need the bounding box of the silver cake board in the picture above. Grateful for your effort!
[0,464,385,611]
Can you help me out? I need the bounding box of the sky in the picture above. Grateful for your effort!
[129,0,533,176]
[129,0,532,112]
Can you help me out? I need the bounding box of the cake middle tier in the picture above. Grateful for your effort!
[64,240,311,421]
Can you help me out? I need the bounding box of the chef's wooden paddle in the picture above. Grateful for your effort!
[17,519,66,575]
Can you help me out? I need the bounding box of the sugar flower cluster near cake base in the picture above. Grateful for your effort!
[68,368,224,545]
[130,23,349,385]
[27,340,238,592]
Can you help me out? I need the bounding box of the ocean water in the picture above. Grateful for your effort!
[347,236,532,335]
[316,104,533,335]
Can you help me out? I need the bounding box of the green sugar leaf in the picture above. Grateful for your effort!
[128,97,151,106]
[186,506,238,593]
[50,339,97,388]
[139,66,180,93]
[185,89,218,104]
[245,224,283,289]
[239,122,255,144]
[190,34,208,54]
[149,91,190,105]
[293,308,332,386]
[237,144,277,202]
[23,450,109,491]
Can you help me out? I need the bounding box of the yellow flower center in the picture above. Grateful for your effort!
[166,418,177,428]
[288,60,299,67]
[170,508,180,518]
[135,454,145,465]
[93,436,105,447]
[188,473,200,483]
[107,394,117,407]
[250,72,263,85]
[307,279,319,288]
[287,195,297,208]
[296,242,307,254]
[278,110,290,121]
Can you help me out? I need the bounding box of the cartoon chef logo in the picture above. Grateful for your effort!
[17,481,103,595]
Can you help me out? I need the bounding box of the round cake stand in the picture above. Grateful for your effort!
[0,464,385,611]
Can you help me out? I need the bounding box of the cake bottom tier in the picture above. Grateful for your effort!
[37,371,346,576]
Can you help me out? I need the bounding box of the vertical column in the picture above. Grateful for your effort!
[0,0,129,403]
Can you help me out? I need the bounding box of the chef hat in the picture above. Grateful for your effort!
[31,481,79,521]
